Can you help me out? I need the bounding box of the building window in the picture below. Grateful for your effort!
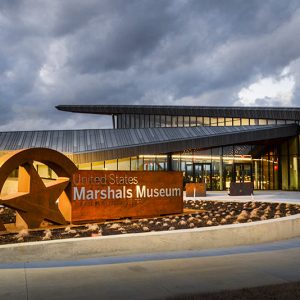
[276,120,286,124]
[178,116,184,127]
[241,118,249,126]
[197,117,203,126]
[105,159,117,170]
[130,114,134,128]
[218,117,225,126]
[161,115,166,127]
[233,118,241,126]
[203,117,210,126]
[184,116,190,127]
[118,158,131,170]
[134,115,140,128]
[144,114,150,127]
[125,115,131,128]
[166,116,172,127]
[131,156,143,170]
[172,116,178,127]
[211,118,218,126]
[149,115,155,127]
[259,119,267,125]
[190,116,197,126]
[92,161,105,170]
[140,114,145,128]
[155,115,160,127]
[225,118,232,126]
[121,114,126,128]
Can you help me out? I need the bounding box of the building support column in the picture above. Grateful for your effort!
[219,156,223,191]
[167,153,172,171]
[255,160,258,189]
[112,115,116,129]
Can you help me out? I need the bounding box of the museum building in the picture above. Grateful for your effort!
[1,104,300,191]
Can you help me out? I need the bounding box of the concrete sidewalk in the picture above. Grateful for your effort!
[185,190,300,204]
[1,237,300,300]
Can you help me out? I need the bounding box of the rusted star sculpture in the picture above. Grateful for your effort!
[0,162,69,228]
[0,148,78,230]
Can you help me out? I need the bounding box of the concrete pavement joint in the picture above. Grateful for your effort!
[23,263,29,300]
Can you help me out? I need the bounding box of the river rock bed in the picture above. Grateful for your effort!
[0,200,300,245]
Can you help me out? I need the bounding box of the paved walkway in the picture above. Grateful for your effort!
[185,190,300,204]
[1,191,300,299]
[1,237,300,300]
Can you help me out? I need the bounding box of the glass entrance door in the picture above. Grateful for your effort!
[223,163,233,189]
[194,163,212,189]
[184,163,212,189]
[234,163,252,183]
[185,163,193,183]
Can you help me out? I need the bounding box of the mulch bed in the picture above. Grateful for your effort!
[0,200,300,245]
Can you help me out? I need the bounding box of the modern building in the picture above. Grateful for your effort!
[1,105,300,191]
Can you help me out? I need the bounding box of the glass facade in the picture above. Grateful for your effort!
[116,114,298,129]
[74,135,300,191]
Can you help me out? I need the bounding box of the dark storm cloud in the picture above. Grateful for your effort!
[0,0,300,130]
[67,1,180,73]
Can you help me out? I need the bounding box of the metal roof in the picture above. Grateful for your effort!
[56,105,300,120]
[0,125,297,163]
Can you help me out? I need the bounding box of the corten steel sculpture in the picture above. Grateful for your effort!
[0,148,78,230]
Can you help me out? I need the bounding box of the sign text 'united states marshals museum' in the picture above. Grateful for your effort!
[1,104,300,191]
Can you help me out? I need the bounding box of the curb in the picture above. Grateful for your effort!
[1,214,300,263]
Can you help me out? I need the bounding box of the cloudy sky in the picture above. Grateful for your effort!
[1,0,300,130]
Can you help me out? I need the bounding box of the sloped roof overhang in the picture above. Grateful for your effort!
[56,105,300,121]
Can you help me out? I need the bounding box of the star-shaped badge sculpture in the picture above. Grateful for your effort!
[0,162,69,229]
